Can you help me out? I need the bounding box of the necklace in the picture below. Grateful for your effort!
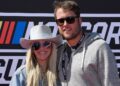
[41,73,48,86]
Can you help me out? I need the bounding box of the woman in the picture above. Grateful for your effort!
[10,25,62,86]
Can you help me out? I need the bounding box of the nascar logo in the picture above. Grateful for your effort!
[0,21,26,44]
[0,13,120,46]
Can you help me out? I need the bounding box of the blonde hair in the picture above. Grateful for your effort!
[26,43,57,86]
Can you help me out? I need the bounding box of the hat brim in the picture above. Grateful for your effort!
[20,35,62,49]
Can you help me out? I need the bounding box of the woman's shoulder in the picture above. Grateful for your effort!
[10,65,26,86]
[13,65,26,78]
[15,65,26,74]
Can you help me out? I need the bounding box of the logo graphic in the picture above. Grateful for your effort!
[0,21,26,44]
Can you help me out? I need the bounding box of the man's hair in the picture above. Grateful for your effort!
[53,0,80,18]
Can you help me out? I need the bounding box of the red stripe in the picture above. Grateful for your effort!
[0,21,9,44]
[5,21,15,44]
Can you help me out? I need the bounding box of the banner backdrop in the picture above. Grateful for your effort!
[0,0,120,85]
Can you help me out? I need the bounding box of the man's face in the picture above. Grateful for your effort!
[55,8,82,41]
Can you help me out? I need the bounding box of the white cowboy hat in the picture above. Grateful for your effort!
[20,25,62,48]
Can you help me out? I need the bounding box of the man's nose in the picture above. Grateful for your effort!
[63,20,68,25]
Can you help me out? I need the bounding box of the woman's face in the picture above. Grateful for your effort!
[32,40,52,64]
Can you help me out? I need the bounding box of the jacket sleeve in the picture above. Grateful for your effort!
[9,66,26,86]
[98,42,120,86]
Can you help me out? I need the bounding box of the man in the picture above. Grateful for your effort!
[53,0,120,86]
